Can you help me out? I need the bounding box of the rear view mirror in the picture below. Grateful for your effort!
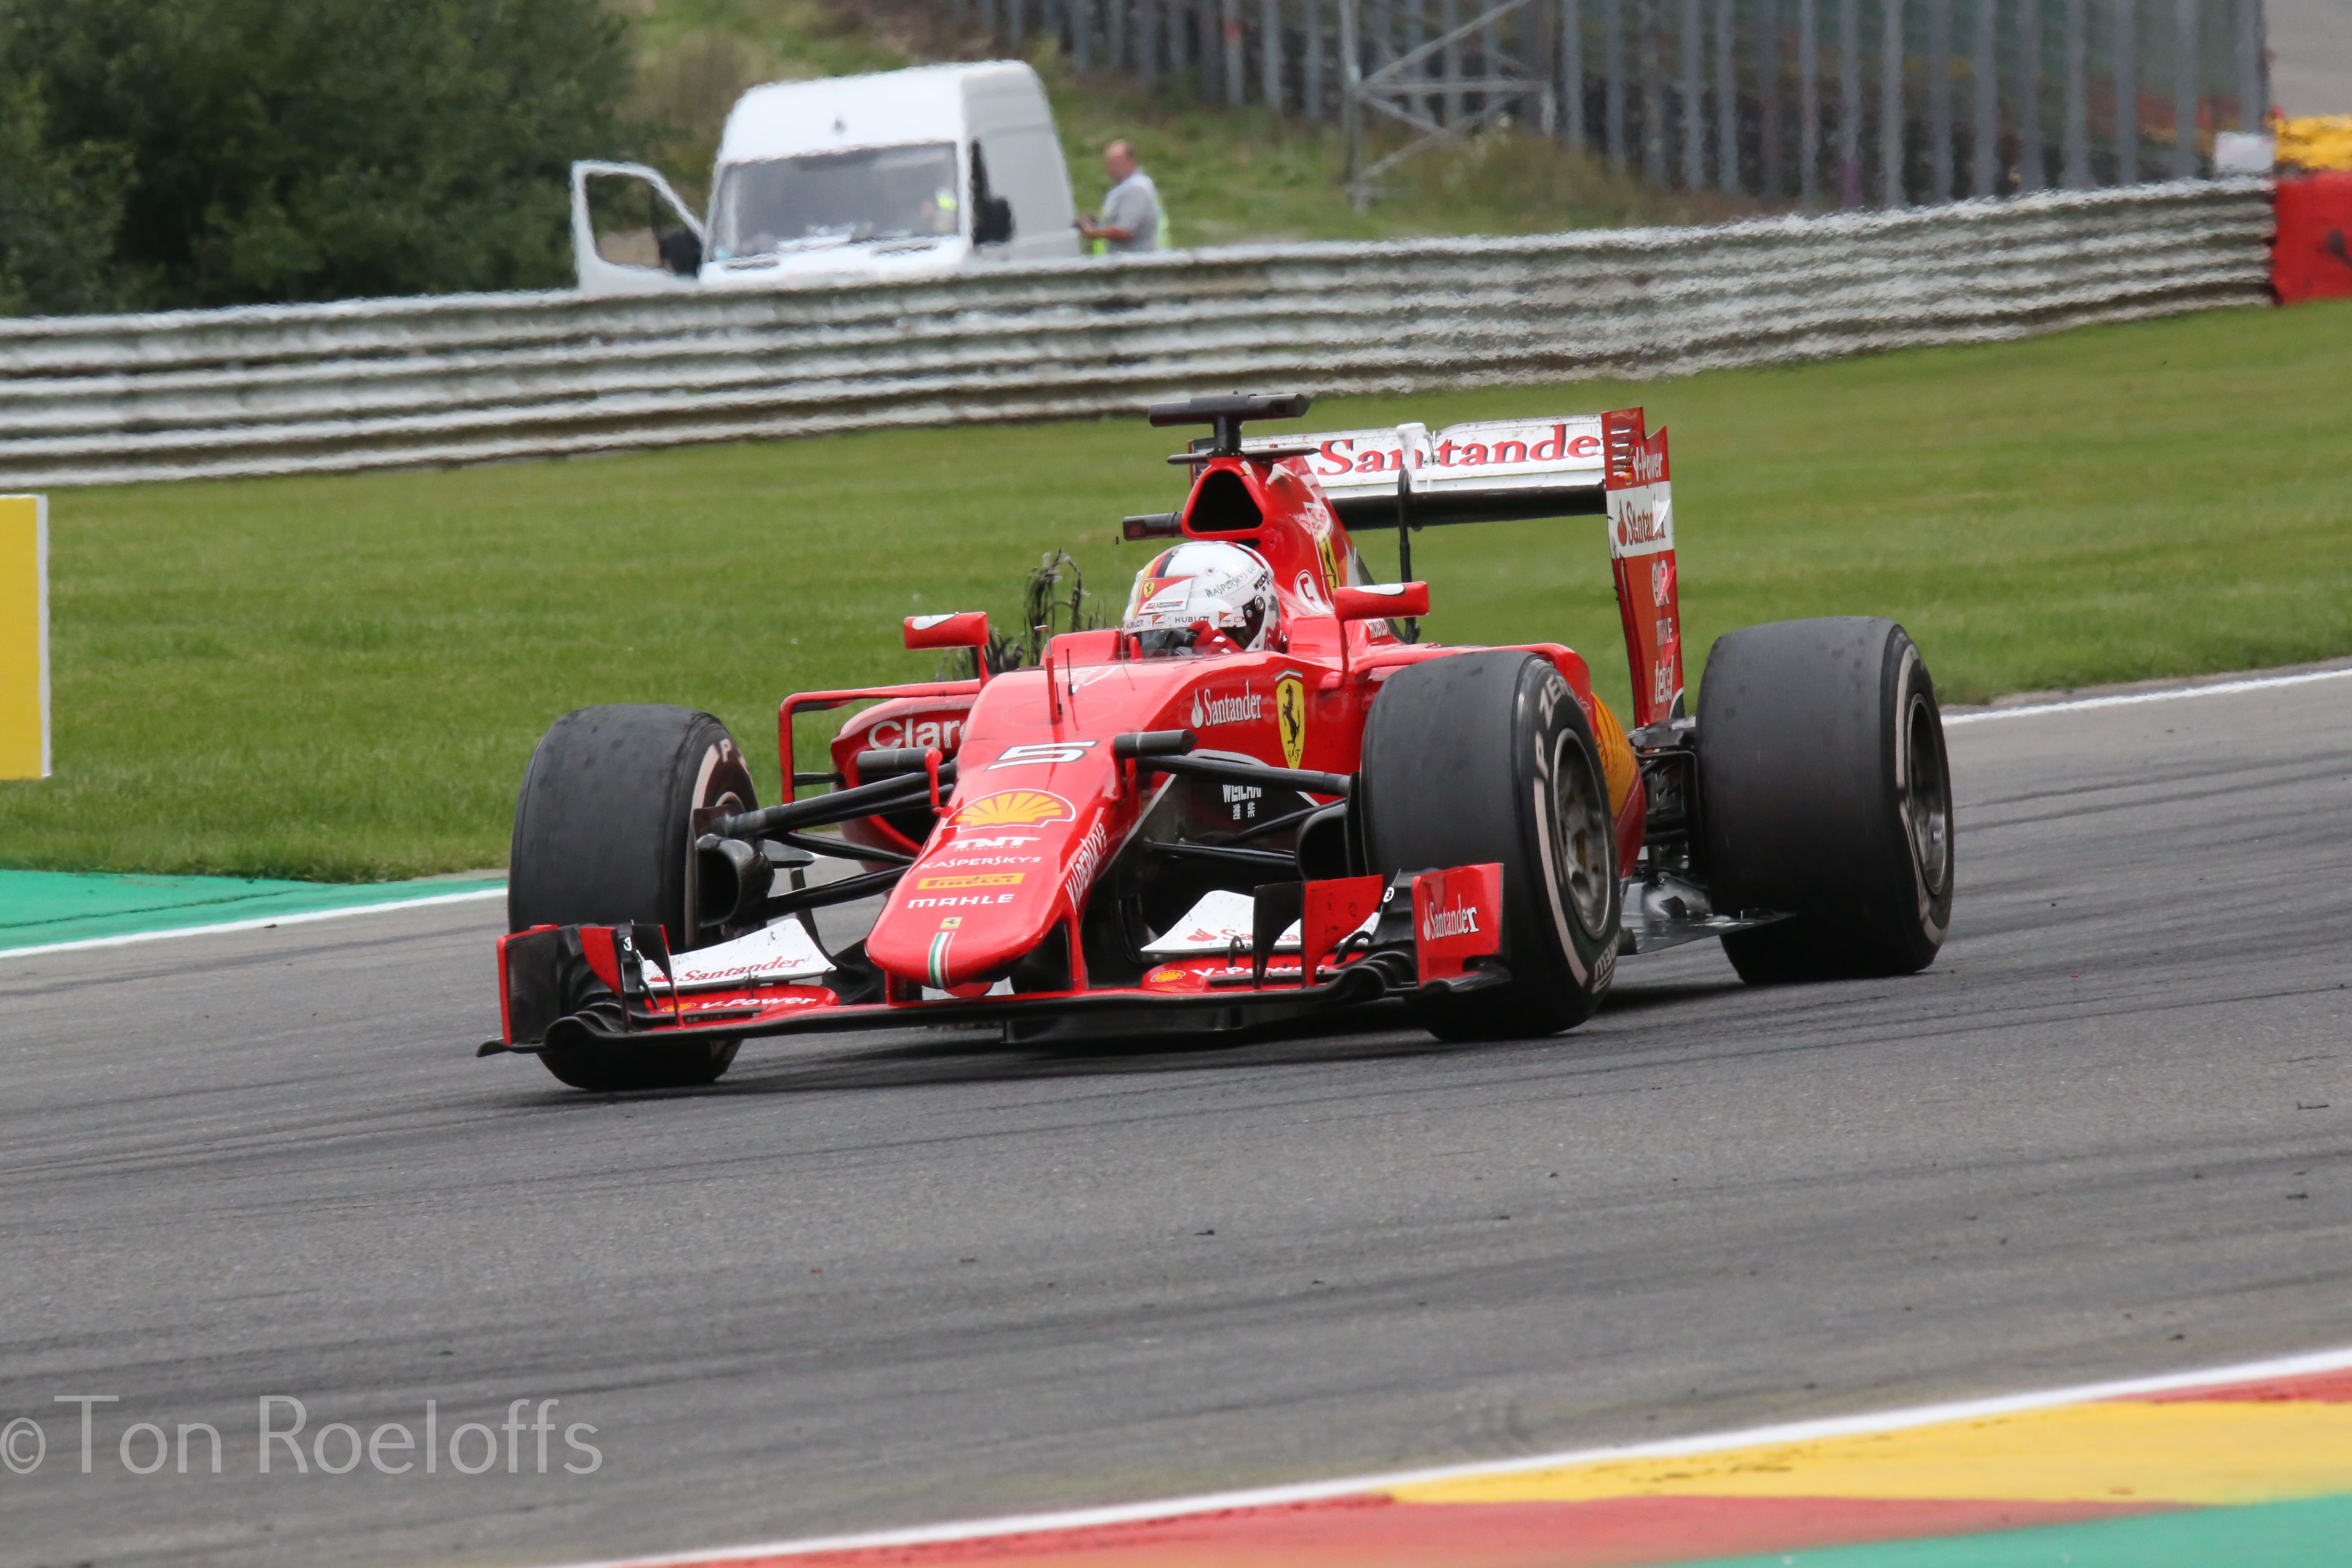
[1334,582,1430,621]
[904,612,991,650]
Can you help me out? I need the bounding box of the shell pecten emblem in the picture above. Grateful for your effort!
[945,789,1075,834]
[1275,672,1308,768]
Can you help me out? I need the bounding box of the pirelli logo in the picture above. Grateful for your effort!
[915,872,1025,890]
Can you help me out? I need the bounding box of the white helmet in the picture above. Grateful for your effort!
[1122,541,1280,657]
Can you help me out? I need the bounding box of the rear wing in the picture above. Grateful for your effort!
[1245,417,1607,529]
[1250,408,1683,728]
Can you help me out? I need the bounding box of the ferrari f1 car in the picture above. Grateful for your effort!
[482,393,1954,1091]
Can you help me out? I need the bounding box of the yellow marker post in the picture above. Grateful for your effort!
[1,494,50,780]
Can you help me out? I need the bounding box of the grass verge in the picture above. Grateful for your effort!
[2,298,2346,881]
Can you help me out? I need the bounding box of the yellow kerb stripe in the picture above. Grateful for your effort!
[0,495,47,781]
[1389,1400,2352,1508]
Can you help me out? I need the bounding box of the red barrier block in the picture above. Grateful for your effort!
[2274,173,2352,305]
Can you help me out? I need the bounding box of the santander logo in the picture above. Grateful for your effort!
[1422,902,1482,940]
[1189,683,1263,728]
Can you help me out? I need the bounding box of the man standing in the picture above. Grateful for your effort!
[1076,140,1164,253]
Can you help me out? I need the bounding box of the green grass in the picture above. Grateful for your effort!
[613,0,1746,244]
[4,298,2348,881]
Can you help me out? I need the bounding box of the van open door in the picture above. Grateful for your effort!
[571,161,706,296]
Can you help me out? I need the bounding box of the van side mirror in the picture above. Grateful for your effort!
[657,226,702,276]
[974,196,1014,246]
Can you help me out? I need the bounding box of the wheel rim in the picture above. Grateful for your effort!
[1901,692,1952,898]
[1548,732,1615,938]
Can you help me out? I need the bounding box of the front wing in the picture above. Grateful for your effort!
[480,866,1508,1058]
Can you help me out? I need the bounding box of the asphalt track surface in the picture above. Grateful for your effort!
[3,674,2348,1568]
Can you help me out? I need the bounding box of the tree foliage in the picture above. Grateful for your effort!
[0,0,635,315]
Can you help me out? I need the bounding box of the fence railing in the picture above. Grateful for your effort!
[964,0,2271,207]
[0,180,2269,490]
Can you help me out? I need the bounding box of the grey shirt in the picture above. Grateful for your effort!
[1098,169,1162,252]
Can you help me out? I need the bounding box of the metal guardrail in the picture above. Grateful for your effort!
[0,180,2270,489]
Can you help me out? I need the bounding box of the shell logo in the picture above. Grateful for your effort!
[947,789,1075,833]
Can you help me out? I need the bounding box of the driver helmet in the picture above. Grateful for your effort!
[1122,541,1280,657]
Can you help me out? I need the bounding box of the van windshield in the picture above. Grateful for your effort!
[708,143,963,259]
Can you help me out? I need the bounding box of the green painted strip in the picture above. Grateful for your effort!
[0,867,503,951]
[1676,1492,2352,1568]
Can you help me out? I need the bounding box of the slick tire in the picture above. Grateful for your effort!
[509,704,754,1091]
[1361,651,1621,1042]
[1697,617,1954,984]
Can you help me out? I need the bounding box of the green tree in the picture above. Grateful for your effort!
[0,73,140,316]
[2,0,635,314]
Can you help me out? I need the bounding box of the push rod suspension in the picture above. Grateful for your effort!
[714,761,959,840]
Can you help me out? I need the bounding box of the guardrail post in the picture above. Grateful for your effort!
[1838,0,1862,203]
[1800,0,1820,205]
[2170,0,2196,178]
[2114,0,2138,180]
[1760,0,1782,197]
[1262,0,1282,104]
[1564,0,1587,151]
[1880,0,1907,203]
[1604,0,1626,168]
[0,495,47,782]
[2232,0,2264,131]
[1715,0,1737,188]
[1342,0,1366,199]
[1226,0,1247,104]
[2062,0,2090,185]
[1440,0,1462,123]
[2019,0,2046,188]
[1927,0,1952,200]
[1680,0,1703,187]
[1642,0,1667,183]
[1972,0,1998,194]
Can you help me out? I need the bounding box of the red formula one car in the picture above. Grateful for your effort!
[481,393,1953,1091]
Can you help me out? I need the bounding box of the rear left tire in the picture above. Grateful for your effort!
[509,704,753,1091]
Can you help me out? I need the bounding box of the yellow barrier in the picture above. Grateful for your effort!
[1,494,49,780]
[2277,116,2352,173]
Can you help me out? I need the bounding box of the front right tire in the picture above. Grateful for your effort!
[508,704,754,1091]
[1360,651,1621,1041]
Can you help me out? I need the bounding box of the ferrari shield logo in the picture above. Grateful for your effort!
[1313,526,1342,594]
[1275,671,1307,768]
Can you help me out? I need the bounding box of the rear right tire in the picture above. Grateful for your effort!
[508,704,754,1091]
[1697,617,1953,983]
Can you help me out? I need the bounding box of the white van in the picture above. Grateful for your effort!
[572,62,1081,295]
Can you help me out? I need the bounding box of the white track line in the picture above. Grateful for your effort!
[0,884,505,962]
[6,670,2336,961]
[552,1343,2352,1568]
[1944,665,2352,725]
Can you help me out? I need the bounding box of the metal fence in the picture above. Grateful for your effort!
[962,0,2271,206]
[0,180,2268,490]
